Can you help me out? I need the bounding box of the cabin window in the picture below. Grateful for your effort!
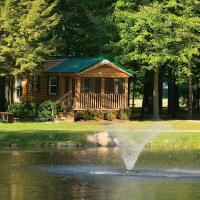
[65,77,70,93]
[91,78,101,93]
[115,78,125,94]
[71,78,76,96]
[16,79,22,99]
[81,78,101,93]
[105,78,114,94]
[105,78,125,94]
[81,78,90,93]
[49,77,57,95]
[33,77,40,92]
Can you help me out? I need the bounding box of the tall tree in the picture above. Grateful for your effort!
[113,0,200,119]
[167,0,200,118]
[55,0,116,57]
[114,2,174,120]
[0,0,60,107]
[0,0,60,75]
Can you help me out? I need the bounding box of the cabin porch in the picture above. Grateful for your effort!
[57,77,129,111]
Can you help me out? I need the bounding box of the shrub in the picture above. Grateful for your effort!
[117,108,130,120]
[37,100,61,122]
[74,111,84,121]
[23,102,39,119]
[8,101,61,122]
[83,109,96,121]
[104,111,116,121]
[94,110,104,120]
[8,102,38,119]
[8,103,24,118]
[75,110,104,121]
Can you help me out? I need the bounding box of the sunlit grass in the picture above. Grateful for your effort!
[0,120,200,148]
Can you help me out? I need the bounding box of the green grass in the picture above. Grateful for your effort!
[0,122,103,146]
[150,132,200,149]
[0,120,200,148]
[0,122,102,131]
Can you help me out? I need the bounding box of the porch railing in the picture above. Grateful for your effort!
[58,92,127,110]
[79,93,127,109]
[56,92,75,110]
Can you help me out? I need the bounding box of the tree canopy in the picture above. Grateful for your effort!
[113,0,200,118]
[0,0,59,75]
[0,0,199,118]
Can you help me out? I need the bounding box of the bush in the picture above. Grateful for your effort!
[8,103,25,118]
[37,100,61,122]
[8,102,38,119]
[83,110,96,120]
[75,110,104,121]
[94,110,104,120]
[117,108,130,120]
[23,102,39,119]
[74,111,84,121]
[104,111,116,121]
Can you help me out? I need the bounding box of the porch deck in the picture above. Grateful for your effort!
[58,92,128,110]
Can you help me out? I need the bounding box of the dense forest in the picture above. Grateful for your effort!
[0,0,199,119]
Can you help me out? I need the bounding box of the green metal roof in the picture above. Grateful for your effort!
[46,57,132,75]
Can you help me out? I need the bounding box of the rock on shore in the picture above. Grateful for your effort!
[86,131,116,147]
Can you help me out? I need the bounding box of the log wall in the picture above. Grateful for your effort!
[21,63,130,110]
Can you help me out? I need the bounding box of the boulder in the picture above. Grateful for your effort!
[95,131,109,138]
[86,134,98,145]
[87,131,116,147]
[57,142,78,148]
[67,142,78,148]
[97,135,115,147]
[56,142,69,148]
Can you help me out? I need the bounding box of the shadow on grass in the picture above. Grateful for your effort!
[0,130,94,146]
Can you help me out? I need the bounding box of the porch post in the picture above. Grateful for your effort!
[125,78,129,108]
[75,77,81,109]
[101,78,105,109]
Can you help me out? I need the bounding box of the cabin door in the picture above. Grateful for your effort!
[65,77,76,96]
[65,77,76,109]
[71,78,76,98]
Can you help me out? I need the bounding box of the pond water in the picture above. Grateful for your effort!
[1,147,200,200]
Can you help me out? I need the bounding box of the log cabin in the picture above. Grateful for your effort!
[20,57,132,112]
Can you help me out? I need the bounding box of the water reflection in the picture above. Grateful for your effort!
[0,148,200,200]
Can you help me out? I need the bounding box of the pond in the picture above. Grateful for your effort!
[1,147,200,200]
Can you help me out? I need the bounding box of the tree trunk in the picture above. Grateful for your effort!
[0,76,6,111]
[197,88,200,110]
[168,68,179,118]
[193,80,200,111]
[188,62,193,119]
[159,74,163,111]
[142,71,153,117]
[128,78,131,107]
[9,76,14,105]
[153,68,159,120]
[132,78,136,109]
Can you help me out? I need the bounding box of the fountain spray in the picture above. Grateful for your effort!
[110,122,170,171]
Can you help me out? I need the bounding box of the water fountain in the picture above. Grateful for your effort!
[35,122,200,181]
[110,123,169,171]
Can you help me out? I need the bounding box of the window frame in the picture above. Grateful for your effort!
[49,77,57,95]
[105,78,115,94]
[81,78,101,94]
[115,78,125,94]
[16,79,22,99]
[105,78,125,94]
[33,76,40,92]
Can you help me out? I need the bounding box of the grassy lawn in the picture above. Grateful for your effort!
[0,120,200,148]
[150,132,200,149]
[116,120,200,130]
[0,122,103,146]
